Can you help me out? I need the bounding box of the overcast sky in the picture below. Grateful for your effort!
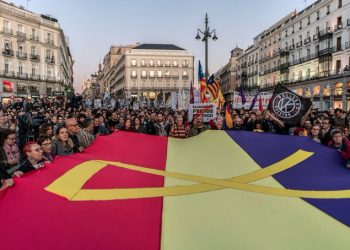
[10,0,307,92]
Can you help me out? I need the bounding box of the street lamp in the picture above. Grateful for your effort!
[195,13,218,82]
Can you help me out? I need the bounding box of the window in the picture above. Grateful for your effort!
[31,46,36,55]
[150,70,154,78]
[157,70,162,77]
[46,49,53,60]
[131,59,137,66]
[32,65,37,76]
[165,70,170,76]
[327,5,330,14]
[183,70,188,76]
[166,60,170,67]
[157,60,161,66]
[317,11,320,20]
[306,68,310,78]
[131,70,137,77]
[3,20,9,29]
[298,71,302,80]
[299,21,302,30]
[141,70,146,77]
[285,30,288,37]
[17,24,23,33]
[149,60,154,66]
[307,16,310,25]
[173,60,178,67]
[4,60,9,73]
[141,60,146,66]
[299,35,302,42]
[339,0,342,8]
[18,45,24,54]
[18,62,23,75]
[292,26,294,33]
[47,33,51,41]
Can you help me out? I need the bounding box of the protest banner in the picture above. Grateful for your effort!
[188,103,217,122]
[232,91,272,109]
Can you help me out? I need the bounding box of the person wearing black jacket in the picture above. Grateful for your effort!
[17,142,44,174]
[146,112,157,135]
[17,109,32,150]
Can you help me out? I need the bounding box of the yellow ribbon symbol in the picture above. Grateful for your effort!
[45,149,350,201]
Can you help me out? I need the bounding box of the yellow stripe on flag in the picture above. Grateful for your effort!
[161,131,350,250]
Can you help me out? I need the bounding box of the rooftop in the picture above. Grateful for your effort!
[133,44,185,51]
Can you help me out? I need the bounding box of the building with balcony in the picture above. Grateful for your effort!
[98,43,194,103]
[0,1,74,100]
[215,47,243,102]
[233,0,350,110]
[97,44,136,97]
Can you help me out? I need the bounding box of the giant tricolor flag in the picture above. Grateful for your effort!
[2,131,350,249]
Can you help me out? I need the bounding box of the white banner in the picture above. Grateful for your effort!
[232,91,272,109]
[85,98,92,109]
[94,99,102,109]
[188,103,217,123]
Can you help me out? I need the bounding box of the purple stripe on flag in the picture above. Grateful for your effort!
[226,130,350,227]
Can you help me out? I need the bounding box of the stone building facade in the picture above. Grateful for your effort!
[0,1,74,101]
[234,0,350,110]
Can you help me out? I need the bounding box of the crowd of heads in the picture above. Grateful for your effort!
[1,96,350,191]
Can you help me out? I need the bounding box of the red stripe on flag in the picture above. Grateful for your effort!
[0,132,167,250]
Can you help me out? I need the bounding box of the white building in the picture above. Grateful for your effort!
[102,44,194,103]
[0,1,74,101]
[235,0,350,110]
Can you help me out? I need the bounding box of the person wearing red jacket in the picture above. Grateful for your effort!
[329,129,350,168]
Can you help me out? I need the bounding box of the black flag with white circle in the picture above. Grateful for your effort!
[268,84,312,126]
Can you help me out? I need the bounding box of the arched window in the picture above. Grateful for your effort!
[334,82,343,96]
[313,86,321,96]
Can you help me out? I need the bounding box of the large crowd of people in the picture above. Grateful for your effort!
[1,96,350,191]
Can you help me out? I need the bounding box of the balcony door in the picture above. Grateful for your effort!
[336,60,341,74]
[337,16,342,27]
[337,37,342,51]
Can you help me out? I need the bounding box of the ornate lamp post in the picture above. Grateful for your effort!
[195,13,218,82]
